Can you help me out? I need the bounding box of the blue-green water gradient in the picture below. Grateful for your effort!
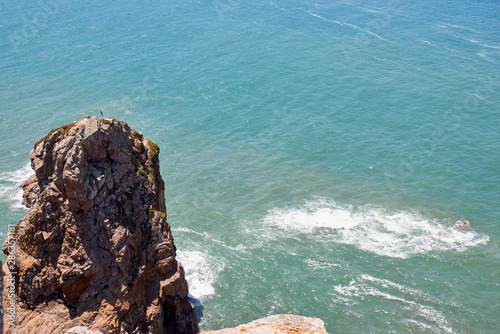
[1,0,499,332]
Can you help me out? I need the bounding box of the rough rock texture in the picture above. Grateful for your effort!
[201,314,328,334]
[2,117,198,334]
[0,258,2,334]
[65,326,104,334]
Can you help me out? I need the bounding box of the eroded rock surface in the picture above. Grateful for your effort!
[2,117,197,334]
[201,314,328,334]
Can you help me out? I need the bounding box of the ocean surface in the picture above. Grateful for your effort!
[1,0,499,332]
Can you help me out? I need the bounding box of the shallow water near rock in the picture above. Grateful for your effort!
[1,0,499,332]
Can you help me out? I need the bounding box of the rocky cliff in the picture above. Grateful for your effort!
[2,117,198,334]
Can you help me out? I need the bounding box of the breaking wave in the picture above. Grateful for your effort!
[0,162,32,210]
[263,199,489,258]
[176,250,224,300]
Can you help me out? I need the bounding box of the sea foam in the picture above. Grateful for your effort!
[176,249,224,300]
[332,274,454,333]
[0,162,32,210]
[263,199,489,259]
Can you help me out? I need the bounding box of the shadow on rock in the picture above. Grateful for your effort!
[189,294,204,323]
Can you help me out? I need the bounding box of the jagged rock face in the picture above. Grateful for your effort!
[201,314,328,334]
[2,117,198,334]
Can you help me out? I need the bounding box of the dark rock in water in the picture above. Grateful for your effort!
[2,117,198,334]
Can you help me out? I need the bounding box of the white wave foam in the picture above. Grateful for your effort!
[305,11,391,42]
[305,258,342,270]
[264,201,361,232]
[0,162,33,210]
[176,250,224,300]
[263,199,489,258]
[333,274,454,333]
[482,43,500,50]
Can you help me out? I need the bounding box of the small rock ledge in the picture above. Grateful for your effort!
[201,314,328,334]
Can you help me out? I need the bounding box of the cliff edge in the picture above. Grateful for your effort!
[2,117,198,334]
[201,314,328,334]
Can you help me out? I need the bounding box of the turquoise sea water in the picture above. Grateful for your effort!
[1,0,499,332]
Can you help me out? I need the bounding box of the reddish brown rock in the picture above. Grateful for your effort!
[2,117,198,334]
[201,314,328,334]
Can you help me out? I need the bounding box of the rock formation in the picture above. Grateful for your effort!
[0,258,2,334]
[2,117,198,334]
[201,314,328,334]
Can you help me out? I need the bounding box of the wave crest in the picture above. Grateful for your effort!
[263,199,488,258]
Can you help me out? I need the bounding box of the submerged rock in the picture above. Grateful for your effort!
[201,314,328,333]
[2,117,198,334]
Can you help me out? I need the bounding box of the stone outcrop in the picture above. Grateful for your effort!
[2,117,198,334]
[201,314,328,334]
[0,258,2,334]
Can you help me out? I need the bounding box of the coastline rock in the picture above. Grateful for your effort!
[0,258,2,334]
[2,117,198,334]
[201,314,328,334]
[65,326,104,334]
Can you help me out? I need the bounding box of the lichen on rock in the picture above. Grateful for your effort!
[2,117,198,334]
